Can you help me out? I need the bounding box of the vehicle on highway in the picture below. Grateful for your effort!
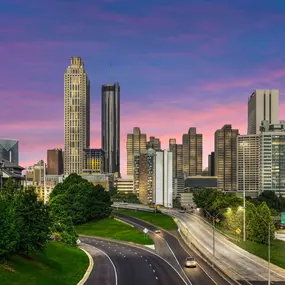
[154,229,161,234]
[120,202,128,205]
[179,210,185,213]
[185,257,197,268]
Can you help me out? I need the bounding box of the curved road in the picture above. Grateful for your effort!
[80,236,187,285]
[114,212,232,285]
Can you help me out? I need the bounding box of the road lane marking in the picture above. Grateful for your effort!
[91,246,118,285]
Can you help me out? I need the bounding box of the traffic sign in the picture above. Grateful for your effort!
[143,228,149,234]
[281,213,285,224]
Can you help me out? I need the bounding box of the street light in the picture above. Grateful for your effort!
[202,208,231,257]
[240,141,248,242]
[245,204,271,285]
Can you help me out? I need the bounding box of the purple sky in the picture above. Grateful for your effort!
[1,0,285,175]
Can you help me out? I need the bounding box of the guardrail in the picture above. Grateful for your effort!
[112,204,155,212]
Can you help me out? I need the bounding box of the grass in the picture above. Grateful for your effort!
[0,242,89,285]
[234,239,285,269]
[115,209,178,231]
[75,217,153,245]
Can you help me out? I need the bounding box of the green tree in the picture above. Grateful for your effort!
[0,194,18,259]
[15,187,51,255]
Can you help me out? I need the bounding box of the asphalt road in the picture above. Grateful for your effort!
[168,211,285,285]
[114,212,232,285]
[80,236,187,285]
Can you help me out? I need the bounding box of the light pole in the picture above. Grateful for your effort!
[241,141,247,242]
[203,208,230,257]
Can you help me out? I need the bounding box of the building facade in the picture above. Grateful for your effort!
[169,138,184,199]
[208,152,215,176]
[182,128,202,176]
[83,148,105,174]
[64,57,90,174]
[115,177,134,194]
[80,173,114,191]
[237,135,260,197]
[248,89,279,135]
[133,149,155,204]
[147,136,161,151]
[215,124,239,191]
[155,150,173,208]
[0,139,19,164]
[102,83,120,175]
[47,149,63,175]
[126,127,147,176]
[260,120,285,196]
[26,160,46,185]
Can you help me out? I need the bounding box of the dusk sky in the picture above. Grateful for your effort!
[1,0,285,175]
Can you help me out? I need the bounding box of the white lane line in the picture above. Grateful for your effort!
[156,277,158,280]
[135,252,138,254]
[92,247,118,285]
[116,216,191,285]
[149,264,152,266]
[153,269,155,272]
[141,256,143,258]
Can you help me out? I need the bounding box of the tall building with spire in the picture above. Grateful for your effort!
[64,57,90,174]
[102,83,120,175]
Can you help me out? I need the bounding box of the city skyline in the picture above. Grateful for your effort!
[1,0,285,176]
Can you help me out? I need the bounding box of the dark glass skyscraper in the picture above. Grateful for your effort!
[101,83,120,175]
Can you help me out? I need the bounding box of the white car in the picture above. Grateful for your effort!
[185,257,197,268]
[154,229,161,234]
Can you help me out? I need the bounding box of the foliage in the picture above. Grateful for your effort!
[112,192,140,204]
[49,171,112,229]
[0,179,51,259]
[248,190,285,214]
[109,186,118,197]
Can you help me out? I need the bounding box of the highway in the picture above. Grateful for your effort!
[115,212,232,285]
[167,211,285,285]
[80,236,187,285]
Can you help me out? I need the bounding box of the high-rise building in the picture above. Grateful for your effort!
[147,136,161,151]
[0,139,19,164]
[155,150,173,208]
[64,57,90,174]
[208,152,215,176]
[115,176,134,194]
[215,125,239,191]
[102,83,120,175]
[260,120,285,196]
[169,138,184,199]
[47,149,63,175]
[126,127,147,176]
[182,128,202,176]
[83,148,105,174]
[133,149,155,204]
[237,135,260,197]
[248,89,279,135]
[26,160,46,185]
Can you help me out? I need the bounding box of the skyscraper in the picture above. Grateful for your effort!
[102,83,120,175]
[0,139,18,164]
[248,89,279,134]
[126,127,147,176]
[215,125,239,191]
[64,57,90,174]
[182,128,202,176]
[155,150,173,208]
[133,149,155,204]
[237,135,260,197]
[147,136,161,151]
[47,149,63,175]
[83,148,105,174]
[208,152,215,176]
[169,138,184,198]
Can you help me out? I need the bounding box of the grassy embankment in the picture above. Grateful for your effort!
[0,242,89,285]
[115,209,177,231]
[75,217,153,245]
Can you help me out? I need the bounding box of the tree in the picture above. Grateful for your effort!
[109,186,118,197]
[0,194,18,259]
[14,187,51,255]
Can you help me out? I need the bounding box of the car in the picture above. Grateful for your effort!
[185,257,197,268]
[154,229,161,234]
